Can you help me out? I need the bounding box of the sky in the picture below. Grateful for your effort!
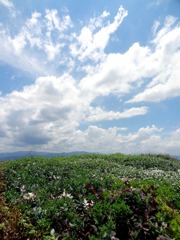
[0,0,180,155]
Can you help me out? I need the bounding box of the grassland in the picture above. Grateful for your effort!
[0,154,180,239]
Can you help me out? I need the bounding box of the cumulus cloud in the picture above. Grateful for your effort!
[0,73,179,154]
[79,42,154,102]
[0,73,149,151]
[18,128,51,145]
[0,75,84,150]
[128,16,180,103]
[77,14,180,106]
[0,4,180,154]
[138,128,180,155]
[51,125,180,155]
[0,127,6,138]
[0,71,178,154]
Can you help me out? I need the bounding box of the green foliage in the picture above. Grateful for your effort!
[1,154,180,239]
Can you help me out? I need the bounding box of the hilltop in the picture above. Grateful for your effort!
[0,154,180,239]
[0,151,89,160]
[0,151,180,161]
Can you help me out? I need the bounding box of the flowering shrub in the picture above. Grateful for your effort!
[0,154,180,239]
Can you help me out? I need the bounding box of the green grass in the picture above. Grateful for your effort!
[0,154,180,239]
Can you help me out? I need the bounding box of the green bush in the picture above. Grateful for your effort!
[1,154,180,239]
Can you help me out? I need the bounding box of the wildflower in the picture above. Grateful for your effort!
[59,189,73,199]
[83,198,95,210]
[20,185,25,193]
[53,175,61,180]
[23,192,37,201]
[50,228,55,236]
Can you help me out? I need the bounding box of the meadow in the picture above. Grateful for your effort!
[0,154,180,239]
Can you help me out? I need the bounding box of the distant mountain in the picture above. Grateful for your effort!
[0,151,179,161]
[0,151,90,161]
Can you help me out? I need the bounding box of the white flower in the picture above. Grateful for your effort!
[50,228,55,236]
[54,175,61,180]
[83,198,95,210]
[59,189,73,199]
[23,192,37,201]
[20,185,25,193]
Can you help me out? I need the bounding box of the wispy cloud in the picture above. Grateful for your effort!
[70,6,128,62]
[0,9,73,75]
[0,6,127,76]
[149,0,169,8]
[0,0,14,9]
[86,106,148,122]
[152,20,160,36]
[0,0,16,16]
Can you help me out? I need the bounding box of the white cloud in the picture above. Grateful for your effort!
[48,125,179,155]
[45,9,72,33]
[89,10,110,30]
[70,6,128,62]
[0,73,147,136]
[127,72,180,103]
[44,42,61,61]
[152,16,177,45]
[0,29,48,75]
[86,106,148,122]
[80,42,152,99]
[0,75,84,150]
[0,75,179,154]
[1,6,179,104]
[152,20,160,36]
[0,70,177,154]
[0,0,16,17]
[0,5,180,155]
[26,11,41,28]
[149,0,169,7]
[0,9,73,75]
[128,16,180,103]
[138,128,180,155]
[45,9,60,32]
[12,33,27,55]
[0,6,127,76]
[0,72,149,153]
[0,0,14,9]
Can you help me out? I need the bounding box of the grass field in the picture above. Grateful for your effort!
[0,154,180,239]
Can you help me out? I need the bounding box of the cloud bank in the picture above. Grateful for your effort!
[0,4,180,154]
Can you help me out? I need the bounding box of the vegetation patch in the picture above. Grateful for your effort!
[1,154,180,239]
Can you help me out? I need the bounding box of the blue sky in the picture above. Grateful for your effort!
[0,0,180,154]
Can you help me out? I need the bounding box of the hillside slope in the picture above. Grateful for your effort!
[1,154,180,239]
